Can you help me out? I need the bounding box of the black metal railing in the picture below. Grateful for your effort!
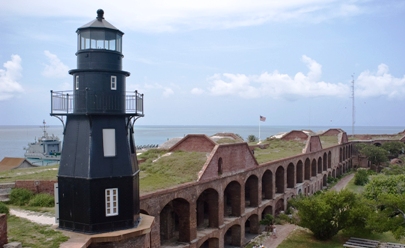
[50,90,144,116]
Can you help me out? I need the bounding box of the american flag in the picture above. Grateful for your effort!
[260,115,266,122]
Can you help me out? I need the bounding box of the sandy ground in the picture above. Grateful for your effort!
[10,208,56,226]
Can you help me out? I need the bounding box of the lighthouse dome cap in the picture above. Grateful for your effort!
[77,9,123,35]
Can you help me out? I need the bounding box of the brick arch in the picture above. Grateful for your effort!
[262,170,273,200]
[318,157,322,173]
[275,166,285,194]
[160,198,191,244]
[340,147,343,162]
[323,174,327,187]
[245,214,260,235]
[323,152,327,171]
[287,163,295,188]
[261,205,273,219]
[196,188,219,228]
[296,160,303,183]
[304,158,311,180]
[245,175,259,207]
[328,151,332,168]
[224,181,242,217]
[199,238,219,248]
[224,224,242,247]
[311,159,317,177]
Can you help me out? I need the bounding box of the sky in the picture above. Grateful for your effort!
[0,0,405,128]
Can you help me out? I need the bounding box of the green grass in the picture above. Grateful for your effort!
[139,150,207,193]
[345,175,366,194]
[319,136,339,148]
[7,215,68,248]
[0,165,58,183]
[254,139,306,163]
[216,138,239,144]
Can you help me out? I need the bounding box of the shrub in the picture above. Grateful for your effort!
[9,188,33,206]
[354,169,369,186]
[247,135,258,143]
[28,193,54,207]
[275,213,290,224]
[0,202,9,215]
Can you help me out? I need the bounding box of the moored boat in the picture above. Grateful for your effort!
[24,120,62,165]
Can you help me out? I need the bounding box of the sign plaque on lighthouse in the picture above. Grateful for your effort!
[50,9,144,233]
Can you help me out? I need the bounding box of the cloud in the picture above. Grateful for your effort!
[208,55,350,100]
[163,88,174,97]
[42,51,69,78]
[191,88,205,95]
[0,55,24,101]
[144,83,175,97]
[0,0,376,32]
[356,64,405,99]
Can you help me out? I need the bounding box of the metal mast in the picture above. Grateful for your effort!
[351,74,355,136]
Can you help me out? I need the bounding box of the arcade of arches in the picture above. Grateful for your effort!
[140,144,353,248]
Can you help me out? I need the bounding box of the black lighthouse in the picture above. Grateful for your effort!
[50,9,144,233]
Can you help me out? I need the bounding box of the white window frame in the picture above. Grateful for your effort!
[75,75,79,90]
[111,76,117,90]
[105,188,118,216]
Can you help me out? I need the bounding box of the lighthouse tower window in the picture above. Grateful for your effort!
[102,129,116,157]
[111,76,117,90]
[105,188,118,216]
[75,76,79,90]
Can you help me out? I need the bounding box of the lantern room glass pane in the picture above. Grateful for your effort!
[78,29,122,52]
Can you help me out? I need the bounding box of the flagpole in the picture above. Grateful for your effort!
[259,119,261,143]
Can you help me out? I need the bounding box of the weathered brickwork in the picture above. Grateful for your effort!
[0,214,7,247]
[15,180,56,195]
[139,136,354,248]
[281,130,309,141]
[169,134,216,152]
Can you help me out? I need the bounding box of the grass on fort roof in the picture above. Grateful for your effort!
[253,139,306,164]
[0,165,58,183]
[319,135,339,148]
[138,149,207,194]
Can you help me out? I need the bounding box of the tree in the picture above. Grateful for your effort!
[367,193,405,239]
[382,164,405,176]
[360,145,389,166]
[363,174,405,200]
[381,141,405,158]
[363,174,405,239]
[291,190,370,240]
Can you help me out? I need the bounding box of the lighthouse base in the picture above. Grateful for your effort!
[58,176,139,234]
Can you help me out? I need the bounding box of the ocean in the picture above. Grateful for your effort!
[0,125,403,161]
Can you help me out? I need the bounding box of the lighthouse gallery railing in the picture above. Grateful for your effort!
[50,90,144,116]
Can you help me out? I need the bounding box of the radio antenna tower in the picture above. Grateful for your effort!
[351,74,355,136]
